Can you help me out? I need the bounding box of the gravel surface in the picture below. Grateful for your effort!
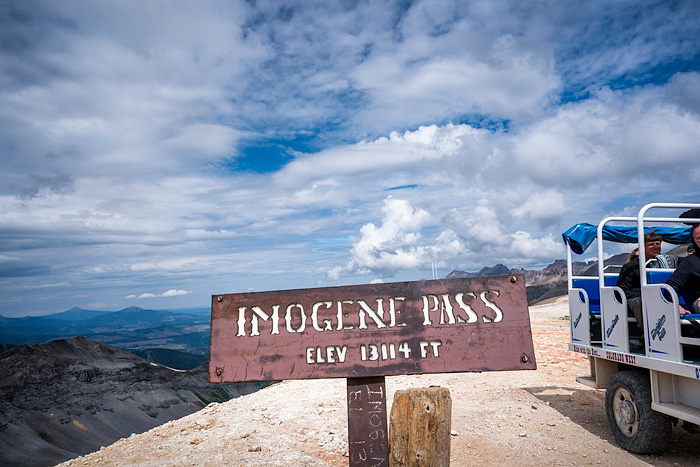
[58,297,699,466]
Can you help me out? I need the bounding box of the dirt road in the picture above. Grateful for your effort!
[59,297,699,466]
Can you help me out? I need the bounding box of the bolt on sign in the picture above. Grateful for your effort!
[209,275,536,383]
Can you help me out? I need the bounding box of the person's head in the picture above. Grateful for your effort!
[627,248,639,263]
[691,224,700,255]
[643,232,662,259]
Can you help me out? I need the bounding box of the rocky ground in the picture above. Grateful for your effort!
[57,297,699,466]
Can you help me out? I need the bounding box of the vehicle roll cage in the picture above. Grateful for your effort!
[565,202,699,292]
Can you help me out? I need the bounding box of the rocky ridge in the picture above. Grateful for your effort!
[0,337,270,467]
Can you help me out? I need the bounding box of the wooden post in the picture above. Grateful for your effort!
[389,386,452,467]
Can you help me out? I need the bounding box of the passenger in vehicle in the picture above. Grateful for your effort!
[617,233,663,327]
[666,224,700,315]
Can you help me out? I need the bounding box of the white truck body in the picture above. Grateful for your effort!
[566,202,700,453]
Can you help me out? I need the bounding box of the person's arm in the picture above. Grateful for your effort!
[666,261,690,294]
[666,261,692,313]
[616,263,638,298]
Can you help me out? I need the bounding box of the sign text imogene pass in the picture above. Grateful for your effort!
[209,276,536,383]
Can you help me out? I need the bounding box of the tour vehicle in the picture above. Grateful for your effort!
[563,202,700,454]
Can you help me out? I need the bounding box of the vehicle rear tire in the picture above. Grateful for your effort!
[605,370,671,454]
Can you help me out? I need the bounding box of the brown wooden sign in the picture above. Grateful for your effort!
[209,275,536,383]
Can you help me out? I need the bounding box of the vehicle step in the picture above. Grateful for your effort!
[652,402,700,426]
[575,376,598,388]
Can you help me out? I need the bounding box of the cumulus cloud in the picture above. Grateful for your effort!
[446,204,510,250]
[329,196,570,280]
[510,231,564,260]
[511,190,566,226]
[328,197,466,279]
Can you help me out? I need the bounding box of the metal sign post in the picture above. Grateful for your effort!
[209,275,536,464]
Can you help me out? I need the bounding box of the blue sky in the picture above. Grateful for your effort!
[1,0,700,318]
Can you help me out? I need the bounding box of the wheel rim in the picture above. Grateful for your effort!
[612,387,639,438]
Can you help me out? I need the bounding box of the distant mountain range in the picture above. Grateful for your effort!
[446,254,630,305]
[0,337,272,467]
[0,307,211,370]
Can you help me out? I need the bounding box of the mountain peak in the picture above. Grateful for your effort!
[477,263,510,276]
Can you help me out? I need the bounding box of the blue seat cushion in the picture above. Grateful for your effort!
[573,277,601,314]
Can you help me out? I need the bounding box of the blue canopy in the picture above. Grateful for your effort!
[562,223,692,255]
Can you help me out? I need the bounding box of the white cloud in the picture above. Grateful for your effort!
[510,231,564,260]
[329,197,466,279]
[184,229,238,240]
[277,123,485,189]
[131,258,201,273]
[508,81,700,187]
[162,123,242,160]
[453,204,510,249]
[511,190,566,226]
[352,50,559,128]
[136,293,159,299]
[162,289,191,297]
[125,289,191,300]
